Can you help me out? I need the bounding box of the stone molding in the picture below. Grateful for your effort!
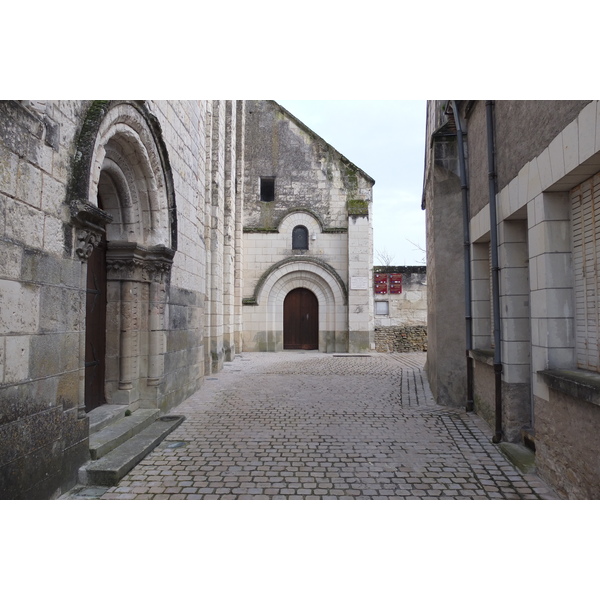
[66,100,177,251]
[244,256,348,306]
[106,242,175,282]
[71,200,113,261]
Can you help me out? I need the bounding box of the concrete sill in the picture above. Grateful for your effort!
[538,369,600,407]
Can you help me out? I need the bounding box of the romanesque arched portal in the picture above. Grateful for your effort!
[69,101,176,415]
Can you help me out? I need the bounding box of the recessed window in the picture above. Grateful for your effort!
[292,225,309,250]
[260,177,275,202]
[375,301,389,316]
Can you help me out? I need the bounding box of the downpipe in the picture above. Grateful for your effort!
[450,101,475,412]
[486,100,503,444]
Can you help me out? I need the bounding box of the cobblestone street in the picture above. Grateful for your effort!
[68,352,558,500]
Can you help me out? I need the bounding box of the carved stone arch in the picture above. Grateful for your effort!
[249,256,348,305]
[68,101,177,415]
[97,155,140,242]
[275,207,325,232]
[68,100,177,253]
[248,259,348,353]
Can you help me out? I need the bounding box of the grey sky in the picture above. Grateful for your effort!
[278,100,427,266]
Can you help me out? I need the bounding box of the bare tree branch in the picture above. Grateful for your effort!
[375,248,395,266]
[407,239,426,264]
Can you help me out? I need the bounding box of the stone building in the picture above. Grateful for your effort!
[241,101,374,353]
[373,265,427,352]
[0,100,374,499]
[423,100,600,499]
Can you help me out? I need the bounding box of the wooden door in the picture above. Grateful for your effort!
[84,236,107,412]
[284,288,318,350]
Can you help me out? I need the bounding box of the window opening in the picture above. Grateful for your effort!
[375,301,389,316]
[260,177,275,202]
[292,225,309,250]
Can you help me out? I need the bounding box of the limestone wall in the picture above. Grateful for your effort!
[373,266,427,353]
[0,98,374,499]
[0,100,238,498]
[0,101,90,498]
[241,101,374,353]
[373,267,427,327]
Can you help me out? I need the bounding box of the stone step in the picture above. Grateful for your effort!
[88,404,129,435]
[80,415,185,487]
[89,409,160,460]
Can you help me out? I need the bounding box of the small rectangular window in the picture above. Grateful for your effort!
[260,177,275,202]
[375,301,389,315]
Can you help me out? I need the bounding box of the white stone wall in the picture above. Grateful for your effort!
[0,100,241,498]
[0,101,86,392]
[469,101,600,401]
[242,211,349,299]
[347,212,374,352]
[373,270,427,327]
[147,101,208,296]
[241,101,374,353]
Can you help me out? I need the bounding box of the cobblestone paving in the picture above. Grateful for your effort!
[69,352,559,500]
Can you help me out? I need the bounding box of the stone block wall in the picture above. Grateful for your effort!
[0,100,240,498]
[534,387,600,499]
[374,325,427,353]
[373,266,427,353]
[242,101,374,353]
[0,101,90,498]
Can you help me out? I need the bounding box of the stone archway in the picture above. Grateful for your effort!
[69,101,176,416]
[243,258,348,353]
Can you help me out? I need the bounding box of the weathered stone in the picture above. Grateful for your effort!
[374,325,427,353]
[0,100,378,499]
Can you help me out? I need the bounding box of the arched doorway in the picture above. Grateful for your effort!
[70,101,177,415]
[284,288,318,349]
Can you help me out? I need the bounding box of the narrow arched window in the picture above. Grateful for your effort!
[292,225,309,250]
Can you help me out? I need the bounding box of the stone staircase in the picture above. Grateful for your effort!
[79,405,185,487]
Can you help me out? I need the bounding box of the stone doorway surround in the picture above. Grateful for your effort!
[242,257,348,353]
[68,101,177,418]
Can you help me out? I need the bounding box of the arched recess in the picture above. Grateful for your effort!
[249,258,348,352]
[68,101,177,415]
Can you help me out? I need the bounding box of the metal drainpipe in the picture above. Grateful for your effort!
[486,100,503,443]
[450,101,475,412]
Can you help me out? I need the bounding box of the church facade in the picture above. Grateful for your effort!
[0,100,374,499]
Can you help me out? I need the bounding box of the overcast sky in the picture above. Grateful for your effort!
[278,100,427,267]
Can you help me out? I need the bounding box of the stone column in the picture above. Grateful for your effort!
[498,218,533,440]
[347,202,374,353]
[147,277,166,387]
[106,243,173,408]
[117,278,137,395]
[234,100,245,353]
[223,100,236,361]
